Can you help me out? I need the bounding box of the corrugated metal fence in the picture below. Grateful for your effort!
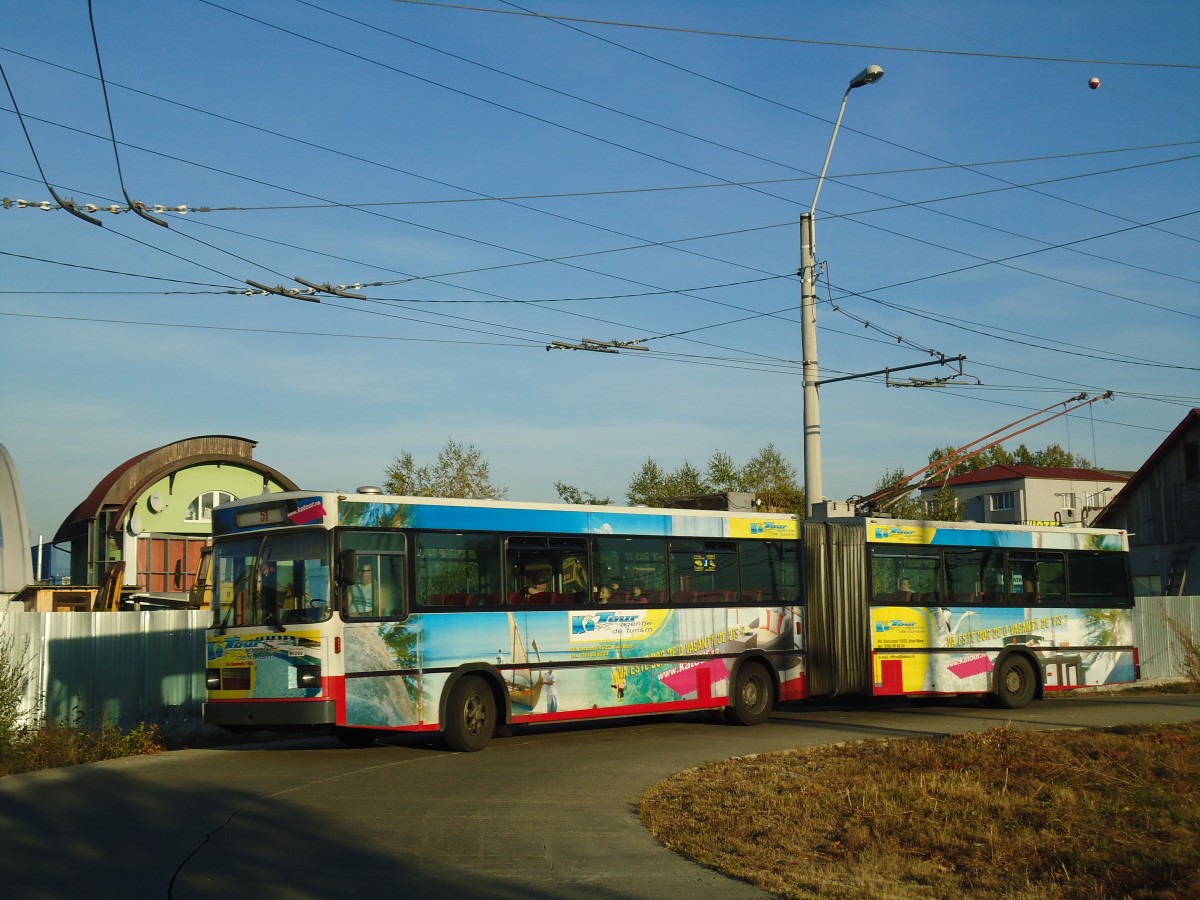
[1,598,1197,737]
[2,609,209,736]
[1134,595,1200,682]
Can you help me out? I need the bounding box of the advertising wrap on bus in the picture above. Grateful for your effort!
[206,629,324,700]
[204,493,1137,750]
[868,521,1125,551]
[332,498,798,541]
[341,605,805,728]
[871,605,1135,695]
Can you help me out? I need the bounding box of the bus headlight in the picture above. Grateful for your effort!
[205,668,221,691]
[296,665,322,689]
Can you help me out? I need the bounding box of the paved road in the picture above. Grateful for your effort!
[3,692,1198,899]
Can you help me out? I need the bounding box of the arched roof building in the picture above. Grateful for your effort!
[54,435,298,594]
[0,442,34,598]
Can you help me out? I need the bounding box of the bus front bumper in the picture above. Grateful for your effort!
[203,699,336,727]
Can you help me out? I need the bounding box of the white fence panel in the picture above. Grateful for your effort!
[2,610,209,735]
[1134,595,1200,682]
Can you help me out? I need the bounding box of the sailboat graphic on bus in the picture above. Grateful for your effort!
[503,612,543,712]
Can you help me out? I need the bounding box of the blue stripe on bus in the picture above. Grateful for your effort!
[337,501,740,537]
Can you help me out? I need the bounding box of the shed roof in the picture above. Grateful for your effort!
[1094,408,1200,527]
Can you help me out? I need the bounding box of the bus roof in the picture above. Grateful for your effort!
[213,490,799,540]
[860,516,1128,551]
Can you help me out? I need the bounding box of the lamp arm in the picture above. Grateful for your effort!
[809,88,851,218]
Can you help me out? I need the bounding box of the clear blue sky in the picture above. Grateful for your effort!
[3,1,1198,540]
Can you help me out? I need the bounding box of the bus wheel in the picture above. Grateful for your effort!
[990,655,1037,709]
[724,661,775,726]
[443,675,497,752]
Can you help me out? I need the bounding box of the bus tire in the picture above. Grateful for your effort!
[724,660,775,726]
[443,675,497,752]
[990,655,1037,709]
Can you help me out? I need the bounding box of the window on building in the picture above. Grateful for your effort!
[991,492,1015,511]
[185,490,237,522]
[1185,442,1200,483]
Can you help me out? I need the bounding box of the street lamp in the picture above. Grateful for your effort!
[801,64,884,519]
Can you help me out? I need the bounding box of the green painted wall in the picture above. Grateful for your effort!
[134,464,290,534]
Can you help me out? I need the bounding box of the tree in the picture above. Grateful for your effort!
[383,439,507,499]
[740,443,804,514]
[868,467,963,521]
[871,466,925,519]
[627,457,668,507]
[625,446,804,515]
[1018,442,1091,468]
[705,451,745,492]
[627,457,706,506]
[927,444,1011,478]
[925,481,964,522]
[554,481,611,505]
[927,442,1090,478]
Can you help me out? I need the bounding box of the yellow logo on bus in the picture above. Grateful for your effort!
[869,524,937,545]
[730,518,798,539]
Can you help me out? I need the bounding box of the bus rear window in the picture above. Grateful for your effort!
[1069,552,1131,607]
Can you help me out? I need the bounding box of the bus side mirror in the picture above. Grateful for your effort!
[337,549,358,585]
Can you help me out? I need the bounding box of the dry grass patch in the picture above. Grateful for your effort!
[0,722,164,777]
[640,722,1200,899]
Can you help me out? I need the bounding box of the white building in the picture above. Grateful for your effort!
[919,465,1129,527]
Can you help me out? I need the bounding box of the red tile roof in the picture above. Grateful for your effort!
[930,465,1130,488]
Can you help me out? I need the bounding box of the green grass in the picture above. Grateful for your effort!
[641,721,1200,899]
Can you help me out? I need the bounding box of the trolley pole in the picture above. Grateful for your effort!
[800,211,822,519]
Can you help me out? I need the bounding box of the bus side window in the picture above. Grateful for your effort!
[340,531,407,618]
[592,536,667,605]
[376,553,407,617]
[870,548,940,604]
[415,532,502,611]
[1035,553,1065,605]
[1068,552,1130,607]
[669,540,737,604]
[741,541,799,604]
[945,548,991,604]
[1007,552,1037,605]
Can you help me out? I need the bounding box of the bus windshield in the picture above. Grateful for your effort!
[213,531,332,629]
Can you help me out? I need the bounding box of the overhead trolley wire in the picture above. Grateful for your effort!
[6,40,1198,296]
[399,0,1200,69]
[498,0,1200,252]
[7,13,1190,388]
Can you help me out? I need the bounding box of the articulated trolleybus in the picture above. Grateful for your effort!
[203,490,1137,750]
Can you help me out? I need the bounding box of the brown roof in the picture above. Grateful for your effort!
[1094,408,1200,527]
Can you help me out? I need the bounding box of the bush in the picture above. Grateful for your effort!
[1168,615,1200,690]
[0,625,164,777]
[1,720,165,777]
[0,628,33,756]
